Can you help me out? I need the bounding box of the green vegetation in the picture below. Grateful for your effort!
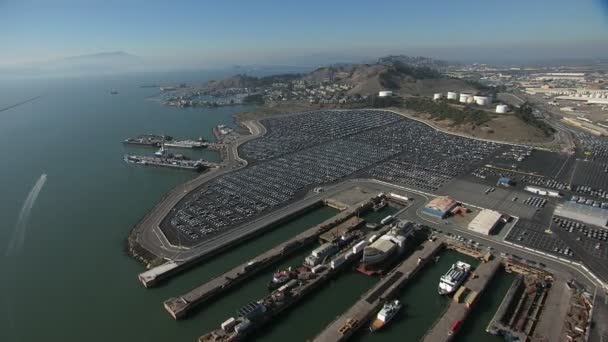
[463,80,507,96]
[366,94,402,108]
[403,97,491,125]
[514,102,555,136]
[242,93,265,104]
[379,61,442,89]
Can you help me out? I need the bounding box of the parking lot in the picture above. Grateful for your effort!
[505,219,576,260]
[551,216,608,261]
[360,119,500,192]
[239,109,402,161]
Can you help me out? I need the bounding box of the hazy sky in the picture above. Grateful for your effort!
[1,0,608,67]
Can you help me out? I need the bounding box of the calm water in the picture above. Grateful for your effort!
[0,73,333,342]
[0,74,511,342]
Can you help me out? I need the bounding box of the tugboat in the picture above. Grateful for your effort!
[154,143,167,157]
[267,267,297,291]
[438,261,472,295]
[369,299,403,332]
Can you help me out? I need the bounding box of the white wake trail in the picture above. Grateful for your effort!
[5,174,47,256]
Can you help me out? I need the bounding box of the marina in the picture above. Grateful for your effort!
[312,236,446,342]
[164,208,365,319]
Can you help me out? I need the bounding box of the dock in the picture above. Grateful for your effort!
[123,134,171,146]
[421,257,501,342]
[312,236,446,342]
[124,155,216,172]
[164,210,366,319]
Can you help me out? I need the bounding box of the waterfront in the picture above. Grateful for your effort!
[0,73,253,342]
[1,74,519,342]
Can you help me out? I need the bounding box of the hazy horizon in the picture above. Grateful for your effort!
[2,0,608,77]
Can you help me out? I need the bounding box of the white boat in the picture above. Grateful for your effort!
[438,261,472,295]
[369,299,402,331]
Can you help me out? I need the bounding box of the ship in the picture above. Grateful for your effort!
[359,221,414,273]
[438,261,472,295]
[369,299,402,332]
[164,139,208,149]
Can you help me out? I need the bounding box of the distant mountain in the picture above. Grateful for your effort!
[63,51,138,60]
[1,51,149,78]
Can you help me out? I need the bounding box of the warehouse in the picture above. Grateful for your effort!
[468,209,503,235]
[554,202,608,228]
[422,196,457,219]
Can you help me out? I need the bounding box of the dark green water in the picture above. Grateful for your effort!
[453,271,516,342]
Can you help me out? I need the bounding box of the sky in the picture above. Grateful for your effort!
[1,0,608,68]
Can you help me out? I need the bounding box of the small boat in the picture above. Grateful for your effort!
[370,299,402,332]
[109,89,118,95]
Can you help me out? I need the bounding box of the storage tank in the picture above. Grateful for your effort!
[433,93,443,101]
[459,93,472,103]
[466,96,475,104]
[447,92,458,100]
[474,96,491,106]
[378,90,393,97]
[496,104,509,113]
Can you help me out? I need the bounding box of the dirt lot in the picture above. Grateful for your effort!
[409,112,554,144]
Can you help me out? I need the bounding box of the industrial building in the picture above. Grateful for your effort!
[378,90,393,97]
[554,202,608,228]
[422,196,457,219]
[447,92,458,100]
[459,93,474,104]
[433,93,443,100]
[468,209,503,235]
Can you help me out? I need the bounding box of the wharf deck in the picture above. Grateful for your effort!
[164,209,360,320]
[312,236,446,342]
[421,257,501,342]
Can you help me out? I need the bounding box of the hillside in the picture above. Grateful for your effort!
[204,55,477,96]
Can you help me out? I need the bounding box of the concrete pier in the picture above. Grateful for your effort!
[312,236,446,342]
[164,207,366,319]
[421,257,501,342]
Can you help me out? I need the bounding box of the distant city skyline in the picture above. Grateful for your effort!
[1,0,608,69]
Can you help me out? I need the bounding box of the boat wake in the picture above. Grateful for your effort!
[5,174,47,256]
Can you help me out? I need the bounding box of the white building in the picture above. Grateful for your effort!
[378,90,393,97]
[468,209,503,235]
[433,93,443,100]
[447,92,458,100]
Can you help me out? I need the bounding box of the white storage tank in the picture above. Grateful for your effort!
[474,96,491,106]
[433,93,443,100]
[447,92,458,100]
[496,104,509,113]
[378,90,393,97]
[460,93,472,103]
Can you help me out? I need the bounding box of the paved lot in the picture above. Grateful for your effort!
[441,179,539,220]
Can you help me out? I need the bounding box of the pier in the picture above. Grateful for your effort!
[163,210,365,319]
[312,236,446,342]
[421,257,501,342]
